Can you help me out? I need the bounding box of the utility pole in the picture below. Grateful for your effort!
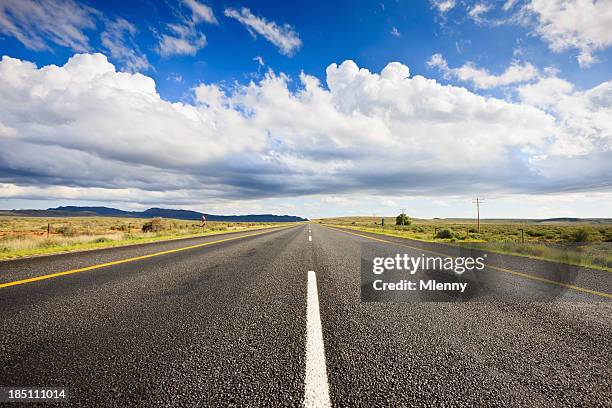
[472,198,484,233]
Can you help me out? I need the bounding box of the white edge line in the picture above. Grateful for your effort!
[304,270,332,407]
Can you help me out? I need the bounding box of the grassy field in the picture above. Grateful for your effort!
[0,216,281,260]
[317,216,612,271]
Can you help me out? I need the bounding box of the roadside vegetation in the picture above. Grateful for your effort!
[317,216,612,271]
[0,216,280,260]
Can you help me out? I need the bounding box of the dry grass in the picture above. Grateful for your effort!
[316,216,612,243]
[0,216,280,260]
[317,216,612,271]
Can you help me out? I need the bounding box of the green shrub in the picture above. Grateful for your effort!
[436,228,454,239]
[566,228,592,243]
[55,225,76,237]
[142,217,165,233]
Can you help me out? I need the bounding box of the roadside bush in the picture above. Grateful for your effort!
[142,217,165,233]
[436,228,454,239]
[566,227,593,243]
[468,228,477,233]
[55,225,76,237]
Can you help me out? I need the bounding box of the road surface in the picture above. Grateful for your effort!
[0,224,610,406]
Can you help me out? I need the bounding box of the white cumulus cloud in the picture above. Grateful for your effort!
[519,76,612,156]
[524,0,612,67]
[428,53,539,89]
[0,53,610,207]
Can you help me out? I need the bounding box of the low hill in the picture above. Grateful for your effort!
[0,206,307,223]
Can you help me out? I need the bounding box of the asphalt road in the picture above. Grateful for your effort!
[0,224,610,407]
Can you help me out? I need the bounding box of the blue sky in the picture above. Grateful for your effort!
[3,0,608,98]
[0,0,611,218]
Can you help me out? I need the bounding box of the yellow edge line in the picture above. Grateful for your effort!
[324,226,612,300]
[0,225,295,289]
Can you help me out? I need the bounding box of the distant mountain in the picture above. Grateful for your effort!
[536,217,581,223]
[0,206,307,223]
[536,217,612,224]
[52,206,135,217]
[138,208,307,222]
[440,217,612,223]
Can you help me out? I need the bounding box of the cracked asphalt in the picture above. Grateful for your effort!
[0,224,610,407]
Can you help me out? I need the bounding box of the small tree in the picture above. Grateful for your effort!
[396,213,411,226]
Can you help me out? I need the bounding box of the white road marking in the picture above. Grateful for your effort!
[304,271,331,408]
[309,235,312,242]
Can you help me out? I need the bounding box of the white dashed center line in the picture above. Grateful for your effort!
[304,270,331,407]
